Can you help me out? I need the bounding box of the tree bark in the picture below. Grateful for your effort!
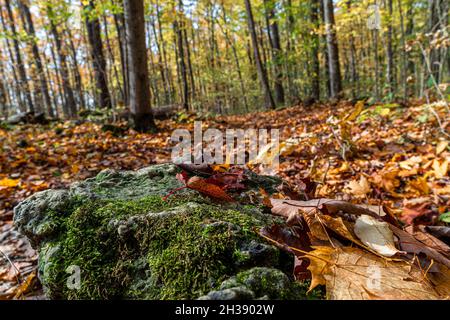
[47,5,77,118]
[264,0,285,106]
[323,0,342,98]
[113,10,129,105]
[244,0,275,109]
[310,0,320,101]
[123,0,156,132]
[174,0,189,111]
[18,0,53,117]
[4,0,34,113]
[83,0,112,109]
[385,0,395,96]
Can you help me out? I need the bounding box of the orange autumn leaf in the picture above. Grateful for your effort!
[186,176,235,202]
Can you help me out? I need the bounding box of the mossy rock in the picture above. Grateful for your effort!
[14,163,319,300]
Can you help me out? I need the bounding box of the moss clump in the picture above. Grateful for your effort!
[38,194,277,300]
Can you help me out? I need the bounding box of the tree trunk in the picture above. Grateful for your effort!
[123,0,156,132]
[104,15,123,106]
[319,0,331,98]
[0,7,25,112]
[264,0,285,106]
[244,0,275,109]
[65,27,86,111]
[113,11,129,105]
[18,0,53,116]
[84,0,112,109]
[4,0,34,113]
[174,0,189,111]
[310,0,320,101]
[323,0,342,98]
[47,5,77,118]
[385,0,395,96]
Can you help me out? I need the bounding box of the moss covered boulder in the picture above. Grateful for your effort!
[14,164,311,300]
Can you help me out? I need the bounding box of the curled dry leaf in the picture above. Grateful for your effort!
[354,215,400,257]
[306,246,445,300]
[186,176,236,202]
[405,225,450,257]
[345,176,371,196]
[390,225,450,268]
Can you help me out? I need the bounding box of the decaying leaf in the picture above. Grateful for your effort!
[390,225,450,268]
[186,176,236,202]
[306,246,444,300]
[405,225,450,257]
[345,176,371,196]
[354,215,400,257]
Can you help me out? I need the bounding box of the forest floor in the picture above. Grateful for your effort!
[1,99,449,299]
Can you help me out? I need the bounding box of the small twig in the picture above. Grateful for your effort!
[0,248,21,285]
[424,93,450,139]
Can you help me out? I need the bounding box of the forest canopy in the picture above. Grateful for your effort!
[0,0,448,126]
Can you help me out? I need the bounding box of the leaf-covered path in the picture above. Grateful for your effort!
[1,99,449,298]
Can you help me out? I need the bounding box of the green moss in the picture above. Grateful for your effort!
[140,204,268,299]
[38,193,273,300]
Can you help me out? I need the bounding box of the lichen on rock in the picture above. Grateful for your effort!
[14,163,317,300]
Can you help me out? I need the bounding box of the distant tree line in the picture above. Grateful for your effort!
[0,0,448,131]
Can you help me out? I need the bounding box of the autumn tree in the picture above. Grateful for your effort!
[83,0,112,109]
[123,0,157,132]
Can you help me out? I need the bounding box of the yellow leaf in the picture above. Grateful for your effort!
[433,159,449,179]
[0,178,20,188]
[407,176,430,195]
[343,100,364,122]
[436,141,449,155]
[345,176,371,196]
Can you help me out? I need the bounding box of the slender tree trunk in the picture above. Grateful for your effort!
[47,5,77,118]
[4,0,34,113]
[113,11,129,105]
[319,0,331,98]
[104,16,123,106]
[244,0,275,109]
[84,0,112,109]
[323,0,342,98]
[373,29,380,100]
[123,0,156,132]
[174,1,189,111]
[310,0,320,101]
[429,0,442,83]
[0,8,25,112]
[398,0,408,100]
[385,0,395,96]
[18,0,53,116]
[219,4,249,112]
[155,0,174,104]
[65,27,86,111]
[264,0,285,106]
[183,22,196,101]
[150,15,170,104]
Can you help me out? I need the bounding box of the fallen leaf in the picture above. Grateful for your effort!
[0,178,20,188]
[390,225,450,268]
[433,159,449,179]
[186,176,236,202]
[405,225,450,257]
[14,271,37,299]
[306,246,443,300]
[401,202,436,225]
[436,141,449,155]
[345,176,371,196]
[354,215,400,257]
